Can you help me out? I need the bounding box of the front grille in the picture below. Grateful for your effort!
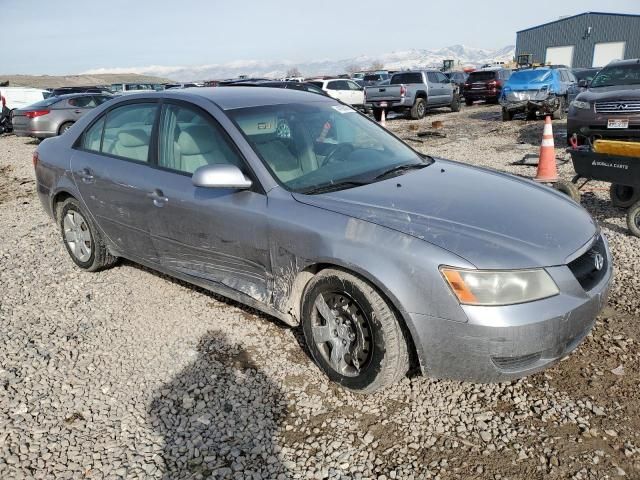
[595,101,640,114]
[568,235,607,291]
[492,352,542,372]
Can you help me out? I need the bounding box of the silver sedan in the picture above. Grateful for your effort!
[33,87,612,393]
[12,93,113,139]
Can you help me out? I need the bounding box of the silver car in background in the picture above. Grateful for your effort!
[34,87,612,393]
[12,93,113,139]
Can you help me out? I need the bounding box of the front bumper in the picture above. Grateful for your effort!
[409,236,613,383]
[500,96,559,113]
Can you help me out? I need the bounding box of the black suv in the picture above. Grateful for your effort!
[463,68,512,105]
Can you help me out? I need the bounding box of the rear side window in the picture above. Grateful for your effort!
[82,118,105,152]
[157,104,243,174]
[390,73,423,84]
[101,103,157,162]
[68,96,97,108]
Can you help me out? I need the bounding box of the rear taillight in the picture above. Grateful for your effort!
[400,85,407,97]
[32,151,39,168]
[25,109,50,119]
[463,83,470,89]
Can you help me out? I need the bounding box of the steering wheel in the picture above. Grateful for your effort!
[321,144,354,166]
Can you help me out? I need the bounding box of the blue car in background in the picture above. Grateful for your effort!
[500,67,578,121]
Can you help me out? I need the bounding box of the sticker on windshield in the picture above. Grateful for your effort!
[332,105,355,114]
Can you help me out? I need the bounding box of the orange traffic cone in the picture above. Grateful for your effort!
[380,108,386,127]
[535,116,558,182]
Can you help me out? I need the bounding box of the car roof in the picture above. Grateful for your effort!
[52,92,112,100]
[604,58,640,67]
[148,86,335,110]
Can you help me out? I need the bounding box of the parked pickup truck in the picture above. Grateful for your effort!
[365,70,460,120]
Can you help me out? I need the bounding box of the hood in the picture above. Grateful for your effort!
[293,159,597,269]
[578,84,640,102]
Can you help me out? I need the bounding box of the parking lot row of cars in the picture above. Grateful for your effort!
[2,61,638,145]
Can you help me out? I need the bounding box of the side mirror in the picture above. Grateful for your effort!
[192,164,252,189]
[578,79,589,88]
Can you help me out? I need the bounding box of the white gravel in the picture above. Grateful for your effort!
[1,105,639,480]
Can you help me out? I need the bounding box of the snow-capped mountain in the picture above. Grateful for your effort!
[82,45,515,81]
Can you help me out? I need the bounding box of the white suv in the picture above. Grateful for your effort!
[308,79,365,108]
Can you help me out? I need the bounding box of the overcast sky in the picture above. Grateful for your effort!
[3,0,639,74]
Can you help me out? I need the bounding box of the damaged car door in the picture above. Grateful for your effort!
[71,101,160,262]
[145,102,272,303]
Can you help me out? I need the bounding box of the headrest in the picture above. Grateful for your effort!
[235,112,278,136]
[117,129,149,148]
[177,125,217,155]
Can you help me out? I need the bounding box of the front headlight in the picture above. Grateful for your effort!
[440,267,559,306]
[570,100,591,110]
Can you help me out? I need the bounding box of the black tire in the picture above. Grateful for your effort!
[372,108,383,122]
[610,184,640,208]
[450,94,461,112]
[552,96,566,120]
[627,201,640,238]
[410,98,426,120]
[301,268,409,393]
[554,180,581,203]
[526,110,537,121]
[59,197,117,272]
[58,121,74,135]
[501,108,513,122]
[465,98,474,106]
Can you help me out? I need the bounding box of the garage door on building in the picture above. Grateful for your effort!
[545,46,574,67]
[593,42,626,67]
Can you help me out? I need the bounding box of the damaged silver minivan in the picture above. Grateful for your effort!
[34,87,612,393]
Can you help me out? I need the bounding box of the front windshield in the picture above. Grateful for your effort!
[591,64,640,87]
[508,70,552,83]
[228,102,428,193]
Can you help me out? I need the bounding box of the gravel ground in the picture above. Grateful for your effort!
[1,105,639,480]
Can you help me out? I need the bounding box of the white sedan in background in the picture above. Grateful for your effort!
[308,78,365,109]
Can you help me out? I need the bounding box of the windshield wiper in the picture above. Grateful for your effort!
[300,180,369,195]
[373,162,428,181]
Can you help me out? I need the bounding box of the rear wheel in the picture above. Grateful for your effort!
[372,108,383,122]
[627,201,640,237]
[410,98,426,120]
[301,269,409,393]
[501,108,513,122]
[58,121,74,135]
[610,184,639,208]
[59,197,117,271]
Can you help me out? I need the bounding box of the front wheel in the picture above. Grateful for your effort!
[301,269,409,393]
[552,96,566,120]
[450,94,461,112]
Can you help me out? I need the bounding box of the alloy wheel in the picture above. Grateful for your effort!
[311,292,373,377]
[63,210,92,262]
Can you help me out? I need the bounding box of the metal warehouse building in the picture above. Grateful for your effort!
[516,12,640,68]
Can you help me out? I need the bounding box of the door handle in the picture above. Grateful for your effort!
[148,188,168,207]
[77,168,94,184]
[74,109,83,114]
